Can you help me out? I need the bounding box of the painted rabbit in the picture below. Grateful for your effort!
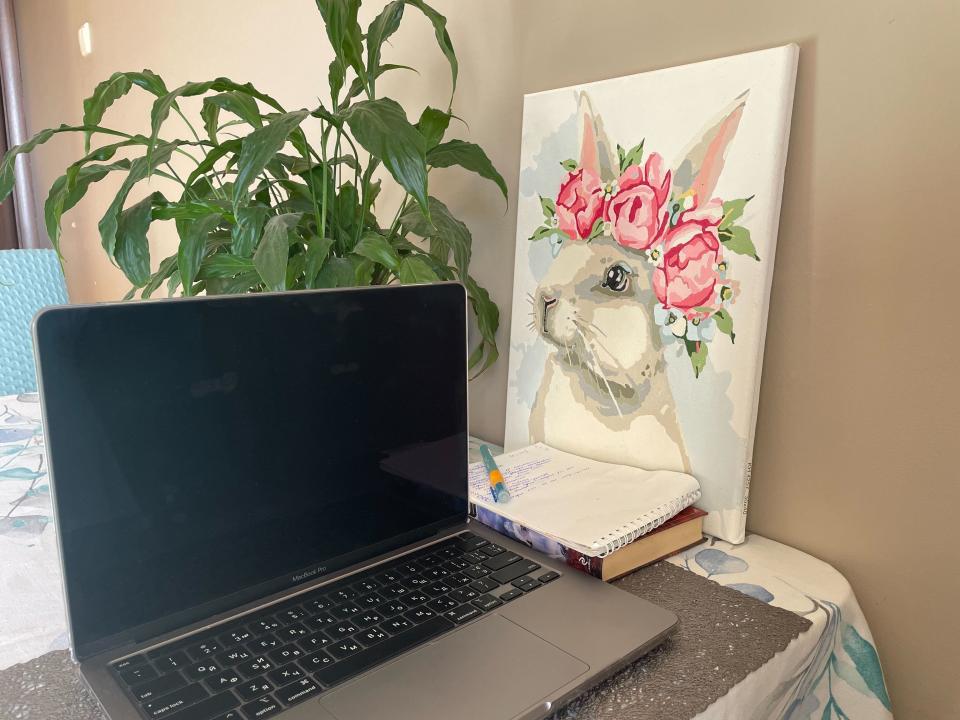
[528,91,748,473]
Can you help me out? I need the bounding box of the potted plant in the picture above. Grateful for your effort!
[0,0,504,374]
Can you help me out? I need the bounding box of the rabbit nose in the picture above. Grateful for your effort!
[542,295,558,314]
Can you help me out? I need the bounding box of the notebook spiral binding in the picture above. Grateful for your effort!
[591,488,702,556]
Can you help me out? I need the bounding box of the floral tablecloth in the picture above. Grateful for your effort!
[0,400,891,719]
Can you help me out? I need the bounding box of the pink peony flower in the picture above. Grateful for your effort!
[556,168,604,240]
[604,153,672,250]
[653,200,724,316]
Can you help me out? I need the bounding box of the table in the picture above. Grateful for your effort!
[0,395,892,719]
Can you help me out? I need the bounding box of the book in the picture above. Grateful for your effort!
[502,45,799,544]
[467,443,701,556]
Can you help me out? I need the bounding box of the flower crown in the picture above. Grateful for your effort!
[528,140,759,378]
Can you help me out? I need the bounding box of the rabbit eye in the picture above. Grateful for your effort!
[602,263,631,293]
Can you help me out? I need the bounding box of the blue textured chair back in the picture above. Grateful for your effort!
[0,249,69,395]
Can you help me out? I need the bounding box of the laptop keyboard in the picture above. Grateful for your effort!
[111,531,561,720]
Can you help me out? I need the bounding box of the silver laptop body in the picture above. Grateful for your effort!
[34,284,676,720]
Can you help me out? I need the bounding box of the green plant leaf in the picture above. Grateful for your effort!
[44,160,131,251]
[404,0,457,102]
[178,214,222,296]
[141,255,178,299]
[400,196,471,274]
[205,271,260,295]
[231,204,269,257]
[719,225,760,260]
[232,110,309,212]
[713,309,735,342]
[416,106,451,150]
[151,200,229,222]
[184,138,242,189]
[841,625,892,710]
[341,64,416,108]
[115,191,163,287]
[328,58,346,106]
[427,139,507,201]
[201,92,263,144]
[254,213,300,291]
[684,339,709,378]
[314,256,356,288]
[720,196,752,230]
[539,195,556,218]
[462,274,499,375]
[397,255,438,284]
[354,231,400,271]
[81,70,168,151]
[315,0,366,82]
[198,253,255,279]
[342,98,429,217]
[98,141,181,258]
[305,237,335,288]
[367,1,404,83]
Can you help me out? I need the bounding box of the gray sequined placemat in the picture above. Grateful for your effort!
[0,563,810,720]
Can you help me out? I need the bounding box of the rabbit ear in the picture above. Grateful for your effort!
[576,92,618,180]
[673,90,749,203]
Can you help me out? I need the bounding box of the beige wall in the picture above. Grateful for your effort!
[12,1,959,717]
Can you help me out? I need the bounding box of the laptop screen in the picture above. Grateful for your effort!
[34,284,468,660]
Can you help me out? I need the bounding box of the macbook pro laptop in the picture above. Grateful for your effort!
[33,283,677,720]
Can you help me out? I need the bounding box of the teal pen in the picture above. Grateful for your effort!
[479,445,511,503]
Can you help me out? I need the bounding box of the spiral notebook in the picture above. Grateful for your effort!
[467,443,701,557]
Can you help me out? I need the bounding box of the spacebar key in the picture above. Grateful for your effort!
[314,616,454,687]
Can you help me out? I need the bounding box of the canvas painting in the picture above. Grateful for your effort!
[504,46,799,543]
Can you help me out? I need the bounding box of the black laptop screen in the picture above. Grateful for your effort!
[34,284,468,659]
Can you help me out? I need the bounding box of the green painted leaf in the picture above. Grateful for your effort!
[231,204,269,257]
[367,1,404,82]
[719,225,760,260]
[232,110,309,211]
[115,192,163,287]
[177,214,222,296]
[253,213,300,291]
[44,160,131,251]
[539,195,556,218]
[305,237,335,288]
[528,225,558,243]
[354,231,400,271]
[427,139,507,201]
[404,0,457,101]
[400,196,471,274]
[841,625,891,710]
[416,106,451,150]
[587,216,605,240]
[621,139,644,170]
[397,255,438,284]
[560,159,577,172]
[713,309,735,342]
[720,196,752,230]
[684,339,709,378]
[342,99,429,217]
[81,70,168,151]
[201,92,263,144]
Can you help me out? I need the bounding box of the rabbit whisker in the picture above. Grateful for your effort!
[578,327,641,392]
[574,327,623,418]
[573,315,607,338]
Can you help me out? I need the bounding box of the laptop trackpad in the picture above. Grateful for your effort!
[318,615,589,720]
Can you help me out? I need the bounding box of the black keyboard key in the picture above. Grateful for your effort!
[239,695,283,719]
[374,569,403,584]
[499,588,523,602]
[314,616,454,688]
[462,551,488,564]
[113,655,147,672]
[246,634,281,653]
[248,618,281,636]
[404,607,436,624]
[329,639,363,659]
[376,600,409,617]
[276,623,310,642]
[326,621,359,640]
[184,660,221,682]
[267,663,306,687]
[267,644,306,665]
[142,683,209,718]
[443,557,469,571]
[445,605,483,624]
[274,677,322,707]
[218,628,254,647]
[401,576,431,590]
[353,579,380,594]
[237,656,274,677]
[212,712,242,720]
[422,567,449,581]
[298,649,335,672]
[303,613,337,632]
[448,588,478,603]
[159,689,238,720]
[327,586,357,602]
[203,669,243,693]
[276,606,308,624]
[480,543,506,557]
[472,594,502,611]
[153,651,190,673]
[186,641,224,661]
[424,582,452,598]
[357,627,388,646]
[331,602,363,619]
[469,577,499,594]
[482,552,521,571]
[120,663,158,685]
[538,570,561,584]
[403,591,430,606]
[296,632,332,652]
[216,648,252,667]
[379,583,408,599]
[357,592,385,607]
[491,560,541,585]
[462,565,490,580]
[453,533,488,552]
[379,617,412,635]
[427,596,459,612]
[130,672,187,702]
[236,678,274,702]
[302,597,332,614]
[514,577,541,592]
[354,610,384,628]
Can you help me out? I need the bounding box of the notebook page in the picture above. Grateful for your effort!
[469,443,700,556]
